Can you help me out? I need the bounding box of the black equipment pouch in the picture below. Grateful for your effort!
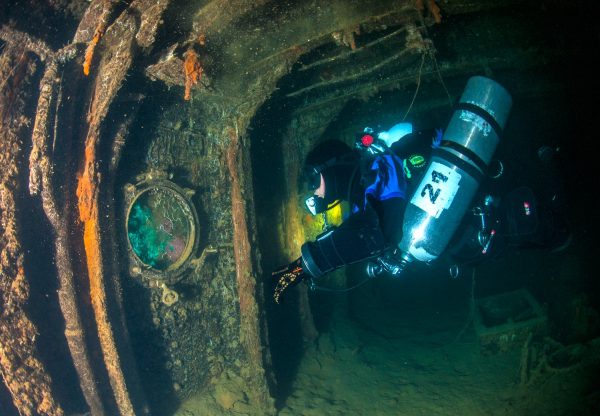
[502,186,539,245]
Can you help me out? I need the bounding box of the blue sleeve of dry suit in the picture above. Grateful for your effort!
[364,154,408,203]
[360,153,409,244]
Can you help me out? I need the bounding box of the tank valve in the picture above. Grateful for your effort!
[366,253,411,278]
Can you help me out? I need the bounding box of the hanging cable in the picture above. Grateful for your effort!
[413,10,453,109]
[401,52,425,121]
[429,48,453,108]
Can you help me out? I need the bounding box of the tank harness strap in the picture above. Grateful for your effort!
[437,140,488,176]
[432,147,485,183]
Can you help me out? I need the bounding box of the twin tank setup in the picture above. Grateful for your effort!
[393,75,512,272]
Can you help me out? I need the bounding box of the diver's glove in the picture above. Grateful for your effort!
[272,257,306,304]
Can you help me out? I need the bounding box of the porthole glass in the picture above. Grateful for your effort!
[127,187,193,271]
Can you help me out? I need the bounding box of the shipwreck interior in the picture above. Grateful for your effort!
[1,1,599,415]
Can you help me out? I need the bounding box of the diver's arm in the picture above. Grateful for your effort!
[300,211,385,279]
[272,210,386,303]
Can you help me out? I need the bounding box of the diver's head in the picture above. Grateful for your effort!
[302,140,358,214]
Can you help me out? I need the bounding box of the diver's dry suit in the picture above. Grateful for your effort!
[272,128,439,303]
[272,127,571,303]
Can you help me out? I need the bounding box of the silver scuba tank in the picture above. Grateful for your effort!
[395,76,512,270]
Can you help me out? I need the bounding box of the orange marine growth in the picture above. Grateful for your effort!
[83,24,105,76]
[427,0,442,24]
[183,49,202,101]
[415,0,442,24]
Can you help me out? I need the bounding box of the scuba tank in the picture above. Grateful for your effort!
[378,76,513,274]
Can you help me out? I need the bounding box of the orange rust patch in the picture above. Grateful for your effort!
[183,49,203,100]
[428,0,442,23]
[76,134,135,415]
[83,23,105,76]
[76,142,97,222]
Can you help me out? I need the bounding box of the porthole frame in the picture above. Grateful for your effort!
[123,170,200,284]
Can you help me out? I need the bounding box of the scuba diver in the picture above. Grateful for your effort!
[271,76,572,304]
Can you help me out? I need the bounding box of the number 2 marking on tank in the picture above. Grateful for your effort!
[421,170,449,204]
[411,161,460,218]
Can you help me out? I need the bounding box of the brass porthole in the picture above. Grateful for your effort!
[124,171,199,283]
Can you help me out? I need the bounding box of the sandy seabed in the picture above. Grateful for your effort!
[178,297,599,416]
